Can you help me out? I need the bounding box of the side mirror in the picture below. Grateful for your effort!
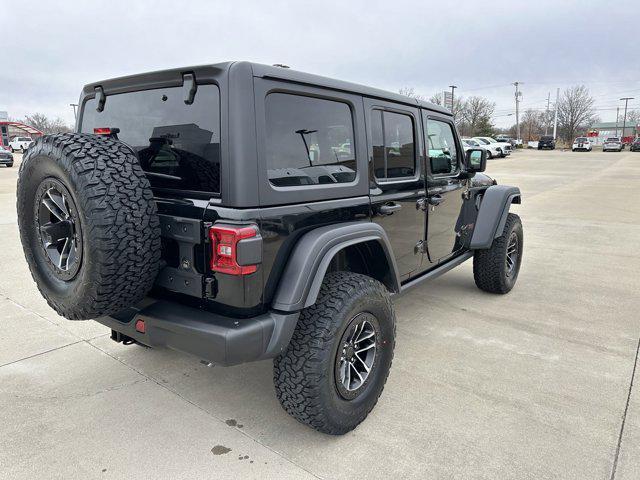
[465,148,486,173]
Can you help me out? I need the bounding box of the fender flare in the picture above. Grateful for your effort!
[271,222,400,312]
[469,185,521,249]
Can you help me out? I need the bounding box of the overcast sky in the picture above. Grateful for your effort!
[2,0,639,128]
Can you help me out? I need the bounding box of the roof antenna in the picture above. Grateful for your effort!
[272,64,290,69]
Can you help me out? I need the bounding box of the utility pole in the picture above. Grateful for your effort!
[620,97,634,142]
[544,92,551,135]
[70,103,78,122]
[615,107,620,137]
[513,82,523,144]
[553,88,559,140]
[449,85,458,118]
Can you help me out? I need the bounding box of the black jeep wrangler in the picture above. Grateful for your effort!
[17,62,522,435]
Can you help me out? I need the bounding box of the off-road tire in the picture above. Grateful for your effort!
[473,213,523,294]
[273,272,396,435]
[17,133,161,320]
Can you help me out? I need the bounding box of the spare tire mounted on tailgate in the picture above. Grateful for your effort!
[17,133,161,320]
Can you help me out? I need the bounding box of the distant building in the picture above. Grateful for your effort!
[587,121,639,145]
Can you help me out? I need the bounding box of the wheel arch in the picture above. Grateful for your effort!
[469,185,521,250]
[271,222,400,312]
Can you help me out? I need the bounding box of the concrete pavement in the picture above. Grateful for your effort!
[1,149,639,479]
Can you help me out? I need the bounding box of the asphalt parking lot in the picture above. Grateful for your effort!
[1,148,639,480]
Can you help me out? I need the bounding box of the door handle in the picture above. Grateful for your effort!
[428,194,444,206]
[379,202,402,215]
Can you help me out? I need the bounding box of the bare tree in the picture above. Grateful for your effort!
[557,86,596,142]
[428,92,443,105]
[459,96,495,137]
[625,109,640,126]
[398,87,425,101]
[520,109,545,141]
[21,113,72,135]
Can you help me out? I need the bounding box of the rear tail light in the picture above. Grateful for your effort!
[93,127,120,138]
[209,225,259,275]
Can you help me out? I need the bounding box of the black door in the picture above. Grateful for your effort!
[423,114,466,264]
[365,99,426,282]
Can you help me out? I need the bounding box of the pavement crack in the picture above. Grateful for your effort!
[609,334,640,480]
[0,340,85,369]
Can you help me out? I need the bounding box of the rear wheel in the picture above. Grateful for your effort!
[486,150,493,159]
[473,213,523,294]
[273,272,395,435]
[17,133,161,320]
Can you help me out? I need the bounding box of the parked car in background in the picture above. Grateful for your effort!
[461,138,486,153]
[495,135,517,147]
[538,135,555,150]
[630,138,640,152]
[571,137,592,152]
[473,136,511,158]
[603,137,623,152]
[9,136,33,152]
[0,145,14,167]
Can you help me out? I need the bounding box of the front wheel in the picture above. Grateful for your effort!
[273,272,396,435]
[473,213,523,294]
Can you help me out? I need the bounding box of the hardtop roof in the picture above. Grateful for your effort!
[81,61,451,115]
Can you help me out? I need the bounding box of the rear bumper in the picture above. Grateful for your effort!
[97,300,299,366]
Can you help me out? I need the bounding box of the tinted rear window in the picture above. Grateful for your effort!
[540,136,554,141]
[80,85,221,194]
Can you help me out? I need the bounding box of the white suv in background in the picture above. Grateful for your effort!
[603,137,623,152]
[9,136,33,152]
[571,137,592,152]
[473,136,511,158]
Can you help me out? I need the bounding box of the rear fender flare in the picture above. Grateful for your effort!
[271,222,400,312]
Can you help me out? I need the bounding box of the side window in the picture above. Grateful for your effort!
[265,93,356,188]
[426,118,459,176]
[371,110,416,180]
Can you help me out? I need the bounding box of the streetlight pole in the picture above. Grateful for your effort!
[513,82,523,144]
[449,85,458,118]
[553,88,559,140]
[544,92,551,135]
[620,97,634,143]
